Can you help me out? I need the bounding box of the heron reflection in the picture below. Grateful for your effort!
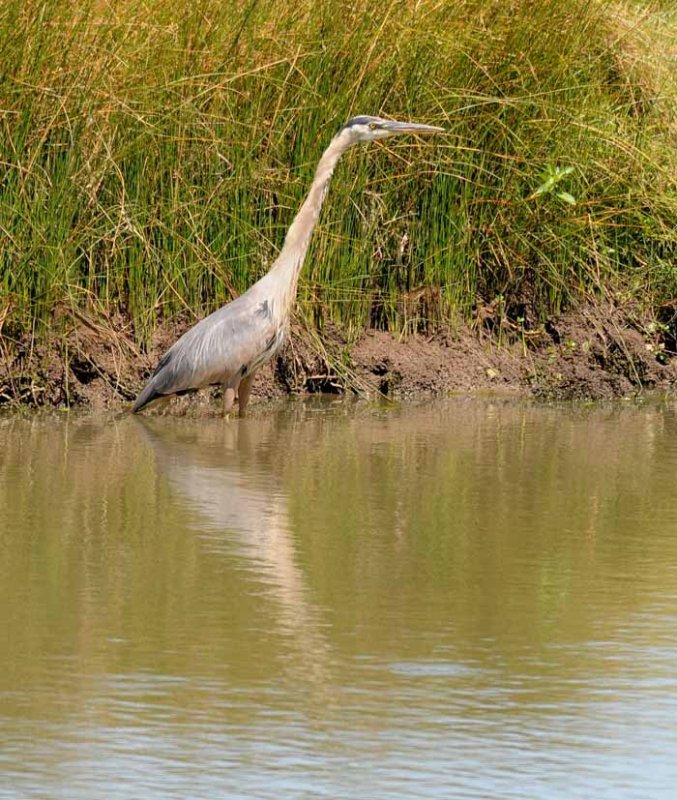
[134,416,331,682]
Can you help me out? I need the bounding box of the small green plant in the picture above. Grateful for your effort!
[646,320,670,336]
[530,164,577,205]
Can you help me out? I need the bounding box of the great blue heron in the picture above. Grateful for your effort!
[133,115,444,415]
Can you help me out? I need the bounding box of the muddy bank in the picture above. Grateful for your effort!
[1,302,676,411]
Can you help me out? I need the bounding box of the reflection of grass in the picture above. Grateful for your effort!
[1,0,675,347]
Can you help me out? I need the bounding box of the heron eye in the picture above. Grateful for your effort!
[368,122,377,130]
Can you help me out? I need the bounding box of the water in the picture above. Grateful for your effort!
[2,398,677,799]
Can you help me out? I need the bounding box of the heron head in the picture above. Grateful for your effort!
[341,115,444,143]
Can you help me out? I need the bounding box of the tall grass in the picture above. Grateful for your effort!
[1,0,675,346]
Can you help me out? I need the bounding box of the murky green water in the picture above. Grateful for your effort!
[2,399,677,799]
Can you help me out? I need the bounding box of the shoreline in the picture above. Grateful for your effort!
[1,301,675,412]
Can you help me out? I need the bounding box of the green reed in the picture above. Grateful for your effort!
[1,0,675,346]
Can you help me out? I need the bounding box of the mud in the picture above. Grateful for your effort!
[1,302,675,411]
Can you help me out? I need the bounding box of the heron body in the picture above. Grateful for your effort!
[132,115,443,415]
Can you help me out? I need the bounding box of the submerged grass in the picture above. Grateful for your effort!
[1,0,676,349]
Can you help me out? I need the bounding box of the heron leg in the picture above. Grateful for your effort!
[238,374,254,417]
[223,386,236,418]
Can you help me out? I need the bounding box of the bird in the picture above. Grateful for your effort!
[132,115,444,415]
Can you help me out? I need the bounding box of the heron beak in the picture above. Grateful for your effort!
[380,120,445,135]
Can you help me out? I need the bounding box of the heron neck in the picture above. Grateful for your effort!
[270,133,350,308]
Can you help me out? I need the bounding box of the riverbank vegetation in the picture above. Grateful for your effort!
[1,0,676,404]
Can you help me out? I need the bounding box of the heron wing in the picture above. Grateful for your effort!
[146,290,279,397]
